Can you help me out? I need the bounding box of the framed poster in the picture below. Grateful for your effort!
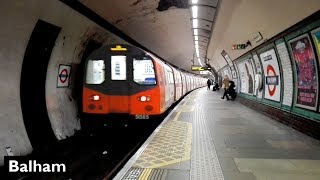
[288,34,318,110]
[222,50,237,79]
[237,59,254,94]
[259,49,281,102]
[311,27,320,58]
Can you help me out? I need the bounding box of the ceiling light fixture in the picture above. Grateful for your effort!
[194,36,198,41]
[193,19,198,28]
[193,29,198,35]
[195,41,199,45]
[192,0,198,4]
[192,6,198,18]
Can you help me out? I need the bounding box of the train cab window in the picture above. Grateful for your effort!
[86,60,105,84]
[111,56,127,80]
[133,58,156,85]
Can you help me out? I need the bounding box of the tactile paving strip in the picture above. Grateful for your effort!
[133,120,192,169]
[122,168,167,180]
[190,105,224,180]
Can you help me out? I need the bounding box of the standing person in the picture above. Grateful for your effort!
[207,79,211,90]
[221,75,230,100]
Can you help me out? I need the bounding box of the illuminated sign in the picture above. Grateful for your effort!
[232,41,251,50]
[191,65,211,71]
[232,44,246,50]
[111,45,127,51]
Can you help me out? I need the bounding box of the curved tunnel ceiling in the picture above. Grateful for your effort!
[79,0,196,71]
[78,0,320,72]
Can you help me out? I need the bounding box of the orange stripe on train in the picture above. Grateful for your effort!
[83,87,164,115]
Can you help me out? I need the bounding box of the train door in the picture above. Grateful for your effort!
[110,55,130,113]
[163,64,174,108]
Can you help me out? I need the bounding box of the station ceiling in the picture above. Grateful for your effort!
[79,0,320,72]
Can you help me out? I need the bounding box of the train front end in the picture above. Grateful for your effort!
[82,44,162,117]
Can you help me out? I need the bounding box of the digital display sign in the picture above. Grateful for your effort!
[191,65,210,71]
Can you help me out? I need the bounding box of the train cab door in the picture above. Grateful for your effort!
[109,54,130,113]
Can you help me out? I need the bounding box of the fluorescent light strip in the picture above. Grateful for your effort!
[192,6,198,18]
[192,0,198,4]
[195,41,198,45]
[193,29,198,35]
[194,36,198,41]
[193,19,198,28]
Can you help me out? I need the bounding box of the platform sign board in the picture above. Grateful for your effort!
[288,33,318,110]
[57,64,71,88]
[259,49,281,102]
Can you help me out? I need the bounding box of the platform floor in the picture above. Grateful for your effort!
[114,88,320,180]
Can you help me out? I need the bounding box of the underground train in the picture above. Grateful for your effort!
[82,44,206,118]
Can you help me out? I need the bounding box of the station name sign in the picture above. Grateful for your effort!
[191,65,211,71]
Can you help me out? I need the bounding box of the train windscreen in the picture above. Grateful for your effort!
[86,60,105,84]
[133,58,156,85]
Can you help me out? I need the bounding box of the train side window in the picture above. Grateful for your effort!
[111,56,127,80]
[133,58,156,85]
[169,72,174,84]
[86,60,105,84]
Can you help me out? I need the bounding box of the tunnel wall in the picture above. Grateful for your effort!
[0,0,128,165]
[221,12,320,138]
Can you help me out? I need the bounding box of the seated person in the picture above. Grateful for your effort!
[227,81,237,100]
[212,82,220,91]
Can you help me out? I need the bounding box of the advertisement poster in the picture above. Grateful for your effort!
[222,50,238,79]
[237,59,254,94]
[288,34,318,110]
[311,27,320,58]
[260,49,281,102]
[253,54,263,98]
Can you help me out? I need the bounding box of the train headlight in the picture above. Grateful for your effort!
[140,96,147,101]
[90,95,100,101]
[138,96,151,102]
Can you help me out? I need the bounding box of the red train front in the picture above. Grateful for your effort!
[82,44,167,116]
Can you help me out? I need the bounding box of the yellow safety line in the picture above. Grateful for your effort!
[138,168,152,180]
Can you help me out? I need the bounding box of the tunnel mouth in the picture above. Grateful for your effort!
[20,20,61,150]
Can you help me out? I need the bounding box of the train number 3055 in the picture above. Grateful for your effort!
[135,114,150,119]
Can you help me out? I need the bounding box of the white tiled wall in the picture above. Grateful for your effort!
[276,41,293,106]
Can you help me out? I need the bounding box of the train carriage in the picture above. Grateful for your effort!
[83,44,206,119]
[172,66,183,101]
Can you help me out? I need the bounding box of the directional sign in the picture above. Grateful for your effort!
[191,65,210,71]
[57,65,71,88]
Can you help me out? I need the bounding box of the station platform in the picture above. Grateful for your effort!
[113,88,320,180]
